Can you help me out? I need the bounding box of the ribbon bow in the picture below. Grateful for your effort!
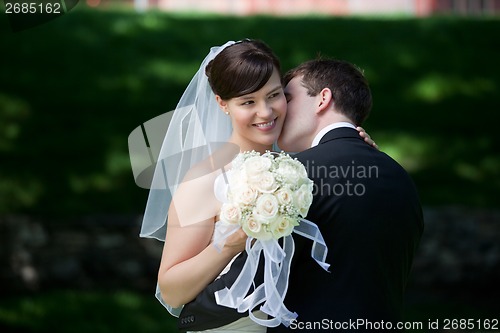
[213,218,330,327]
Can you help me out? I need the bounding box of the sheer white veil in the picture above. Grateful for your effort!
[140,41,236,242]
[137,41,237,316]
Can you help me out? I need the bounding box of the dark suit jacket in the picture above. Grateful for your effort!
[179,127,424,332]
[271,127,424,332]
[178,250,265,332]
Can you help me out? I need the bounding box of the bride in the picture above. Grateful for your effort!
[140,39,374,332]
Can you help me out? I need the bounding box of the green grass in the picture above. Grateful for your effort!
[1,6,499,215]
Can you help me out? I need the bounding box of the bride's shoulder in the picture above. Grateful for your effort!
[182,145,236,184]
[183,159,225,184]
[173,144,236,202]
[169,161,224,225]
[174,159,227,199]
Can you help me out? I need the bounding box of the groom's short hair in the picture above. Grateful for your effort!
[284,59,372,125]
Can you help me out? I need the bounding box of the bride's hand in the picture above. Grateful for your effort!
[223,228,249,255]
[357,126,379,150]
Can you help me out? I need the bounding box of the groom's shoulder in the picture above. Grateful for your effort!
[292,147,317,163]
[294,141,410,175]
[292,136,352,160]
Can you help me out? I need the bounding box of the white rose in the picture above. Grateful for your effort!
[291,159,308,179]
[294,183,313,217]
[232,184,258,206]
[242,214,272,241]
[275,188,293,205]
[253,193,279,223]
[276,160,301,185]
[226,169,248,203]
[231,155,243,169]
[270,215,297,239]
[227,168,247,189]
[296,175,312,188]
[250,171,279,193]
[276,157,309,186]
[220,203,242,225]
[244,156,272,179]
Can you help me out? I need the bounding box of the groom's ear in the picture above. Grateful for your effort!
[316,88,333,114]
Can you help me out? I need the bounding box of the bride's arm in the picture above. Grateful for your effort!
[157,170,247,308]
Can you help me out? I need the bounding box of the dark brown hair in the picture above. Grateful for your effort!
[284,59,372,126]
[205,39,281,100]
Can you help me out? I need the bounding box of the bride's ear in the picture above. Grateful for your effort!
[215,95,229,115]
[316,88,333,114]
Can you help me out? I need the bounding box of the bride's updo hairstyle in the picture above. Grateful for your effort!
[205,39,281,100]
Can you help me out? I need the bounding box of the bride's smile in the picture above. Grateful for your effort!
[253,117,277,130]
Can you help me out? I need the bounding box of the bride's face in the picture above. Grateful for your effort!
[217,69,286,153]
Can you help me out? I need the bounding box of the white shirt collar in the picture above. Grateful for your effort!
[311,122,356,148]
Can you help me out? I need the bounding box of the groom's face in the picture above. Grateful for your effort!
[278,76,318,152]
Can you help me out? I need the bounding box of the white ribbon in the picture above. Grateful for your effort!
[214,218,330,327]
[212,221,241,252]
[293,218,330,272]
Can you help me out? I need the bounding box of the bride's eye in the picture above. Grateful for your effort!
[241,100,254,106]
[268,92,280,99]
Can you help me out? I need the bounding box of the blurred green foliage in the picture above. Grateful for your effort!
[0,290,177,333]
[0,289,497,333]
[1,7,499,215]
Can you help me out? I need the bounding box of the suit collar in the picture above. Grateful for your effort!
[311,122,356,147]
[318,127,364,145]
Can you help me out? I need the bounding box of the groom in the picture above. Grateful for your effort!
[178,59,424,332]
[272,59,424,331]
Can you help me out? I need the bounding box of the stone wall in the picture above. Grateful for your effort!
[411,207,500,290]
[0,214,162,294]
[1,206,499,296]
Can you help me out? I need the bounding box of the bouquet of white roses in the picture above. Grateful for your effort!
[220,150,314,240]
[215,151,329,328]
